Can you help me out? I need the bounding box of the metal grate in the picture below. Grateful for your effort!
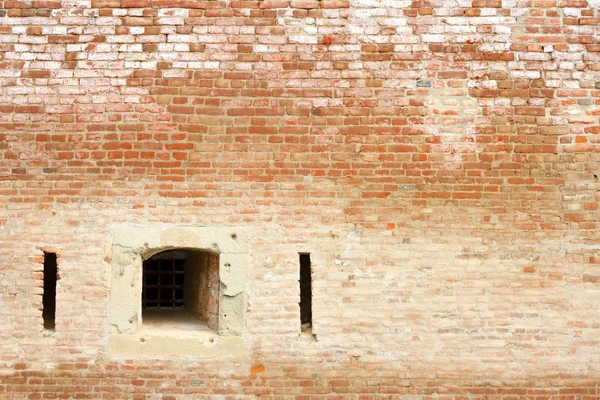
[142,257,185,308]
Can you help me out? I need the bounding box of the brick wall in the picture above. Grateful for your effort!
[0,0,599,398]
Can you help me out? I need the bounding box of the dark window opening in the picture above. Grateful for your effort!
[142,249,219,331]
[43,252,57,330]
[299,253,312,328]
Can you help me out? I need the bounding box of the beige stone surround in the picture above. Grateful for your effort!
[108,226,247,358]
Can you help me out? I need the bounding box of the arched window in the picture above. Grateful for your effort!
[110,227,247,358]
[142,249,219,331]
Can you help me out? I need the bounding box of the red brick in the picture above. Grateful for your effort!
[0,3,597,399]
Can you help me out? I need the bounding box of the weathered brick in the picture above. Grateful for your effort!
[0,1,599,398]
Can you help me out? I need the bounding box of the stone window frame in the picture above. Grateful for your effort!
[108,226,247,358]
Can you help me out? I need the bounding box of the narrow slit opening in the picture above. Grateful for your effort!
[299,253,312,330]
[43,252,57,330]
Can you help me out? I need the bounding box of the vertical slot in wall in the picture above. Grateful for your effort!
[43,253,57,330]
[299,253,312,327]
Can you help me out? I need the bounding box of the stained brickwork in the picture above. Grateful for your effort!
[0,0,599,398]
